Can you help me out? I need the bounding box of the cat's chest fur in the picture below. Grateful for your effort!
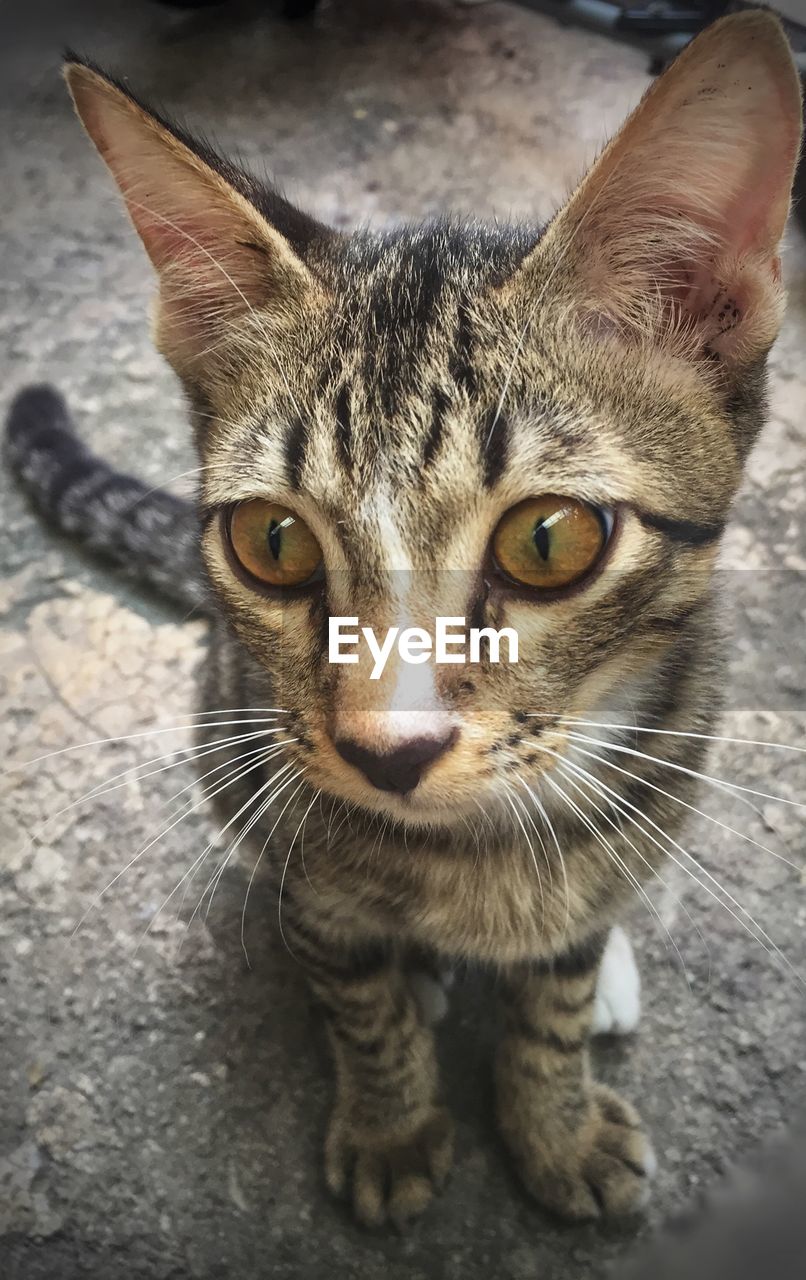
[289,826,615,965]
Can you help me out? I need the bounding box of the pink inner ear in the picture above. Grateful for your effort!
[129,202,222,274]
[682,251,784,361]
[549,15,801,368]
[639,266,746,361]
[587,157,785,361]
[129,199,268,317]
[678,261,742,353]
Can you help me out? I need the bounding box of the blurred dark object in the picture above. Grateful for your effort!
[151,0,322,13]
[515,2,806,72]
[151,1,230,8]
[621,1123,806,1280]
[616,3,725,36]
[282,0,320,16]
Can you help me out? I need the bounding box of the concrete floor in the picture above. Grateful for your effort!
[1,2,805,1277]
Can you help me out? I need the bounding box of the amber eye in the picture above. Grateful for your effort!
[227,500,323,588]
[492,496,609,592]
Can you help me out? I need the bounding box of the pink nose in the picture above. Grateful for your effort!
[334,729,458,795]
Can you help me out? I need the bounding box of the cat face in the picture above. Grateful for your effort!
[65,17,802,827]
[191,223,733,825]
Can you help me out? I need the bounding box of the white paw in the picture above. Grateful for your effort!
[592,927,641,1036]
[409,970,451,1026]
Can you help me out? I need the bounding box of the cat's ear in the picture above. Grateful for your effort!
[64,58,326,370]
[531,12,802,369]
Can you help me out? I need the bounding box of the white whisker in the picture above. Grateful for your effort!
[553,761,706,986]
[502,785,545,923]
[541,769,683,975]
[145,758,298,952]
[277,787,320,961]
[519,779,571,939]
[564,737,803,873]
[537,742,803,986]
[26,727,286,848]
[197,760,300,926]
[72,739,294,936]
[298,789,322,893]
[164,738,291,807]
[7,710,287,774]
[240,774,308,968]
[527,713,806,755]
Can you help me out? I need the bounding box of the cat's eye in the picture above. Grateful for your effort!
[227,500,324,589]
[492,496,610,592]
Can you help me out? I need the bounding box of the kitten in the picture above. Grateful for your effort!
[6,12,801,1228]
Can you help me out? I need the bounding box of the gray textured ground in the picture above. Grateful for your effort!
[1,2,805,1278]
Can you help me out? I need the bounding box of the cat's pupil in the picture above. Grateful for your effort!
[533,520,551,562]
[267,519,283,562]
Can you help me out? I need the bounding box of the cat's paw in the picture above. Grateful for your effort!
[513,1085,656,1221]
[325,1107,454,1228]
[592,927,641,1036]
[408,969,452,1026]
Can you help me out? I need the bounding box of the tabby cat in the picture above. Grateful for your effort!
[6,12,802,1228]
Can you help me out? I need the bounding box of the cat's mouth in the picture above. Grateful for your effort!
[304,718,497,827]
[286,712,576,832]
[324,780,495,832]
[323,768,482,826]
[303,729,560,833]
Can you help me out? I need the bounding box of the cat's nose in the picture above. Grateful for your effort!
[334,729,458,795]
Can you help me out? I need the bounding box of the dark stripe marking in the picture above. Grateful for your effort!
[636,508,724,547]
[199,505,220,528]
[511,1020,586,1054]
[647,600,706,633]
[423,386,451,467]
[533,933,607,979]
[330,1024,386,1058]
[480,406,509,487]
[335,383,352,469]
[284,417,307,489]
[293,938,387,983]
[448,296,477,397]
[551,993,596,1016]
[282,911,389,981]
[90,475,152,514]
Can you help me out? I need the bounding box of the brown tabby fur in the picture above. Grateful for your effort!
[57,12,800,1227]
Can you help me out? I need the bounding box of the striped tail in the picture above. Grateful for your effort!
[5,384,208,614]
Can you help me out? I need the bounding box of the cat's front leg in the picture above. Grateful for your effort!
[287,911,453,1227]
[495,935,655,1220]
